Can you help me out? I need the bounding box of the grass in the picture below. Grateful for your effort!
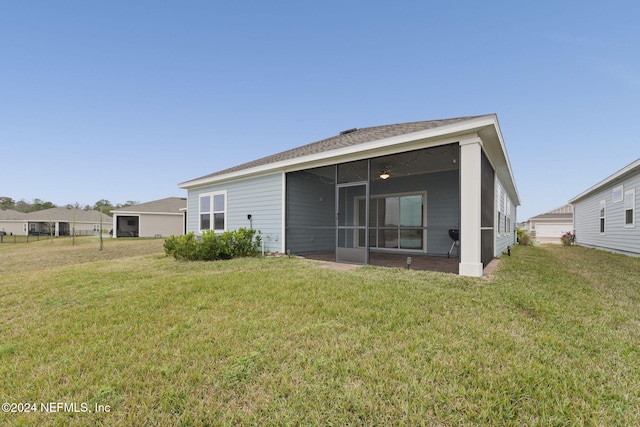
[1,240,639,425]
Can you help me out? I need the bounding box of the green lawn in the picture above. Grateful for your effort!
[1,239,639,426]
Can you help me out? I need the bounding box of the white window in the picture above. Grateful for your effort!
[497,187,505,234]
[358,192,426,251]
[613,185,624,203]
[199,191,226,232]
[625,189,635,227]
[599,200,606,234]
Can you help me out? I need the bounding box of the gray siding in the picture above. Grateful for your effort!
[286,170,335,254]
[187,173,283,252]
[495,177,517,256]
[574,172,640,256]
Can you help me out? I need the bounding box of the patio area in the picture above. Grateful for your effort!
[302,251,460,274]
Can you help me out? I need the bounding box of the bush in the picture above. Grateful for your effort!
[163,234,180,256]
[517,227,532,246]
[164,232,199,260]
[560,231,575,246]
[164,228,261,261]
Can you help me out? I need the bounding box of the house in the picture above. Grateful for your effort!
[525,204,573,244]
[20,208,111,236]
[178,114,520,277]
[111,197,186,238]
[0,209,28,235]
[1,207,111,236]
[569,158,640,256]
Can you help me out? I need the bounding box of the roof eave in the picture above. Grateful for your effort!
[569,158,640,204]
[179,115,503,190]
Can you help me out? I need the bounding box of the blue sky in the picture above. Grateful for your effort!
[1,1,639,220]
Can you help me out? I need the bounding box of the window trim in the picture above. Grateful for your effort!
[199,190,227,233]
[599,200,606,234]
[355,191,427,252]
[624,189,635,228]
[497,186,504,235]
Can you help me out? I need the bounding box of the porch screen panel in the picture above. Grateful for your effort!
[286,166,336,255]
[480,150,495,266]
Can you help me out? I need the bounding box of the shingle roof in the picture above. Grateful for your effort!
[186,115,488,183]
[25,207,112,223]
[529,213,573,221]
[0,209,27,220]
[111,197,186,214]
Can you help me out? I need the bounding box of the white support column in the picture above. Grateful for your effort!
[112,215,118,238]
[459,137,484,277]
[281,171,287,253]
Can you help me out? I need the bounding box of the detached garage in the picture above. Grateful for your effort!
[526,204,573,243]
[111,197,186,238]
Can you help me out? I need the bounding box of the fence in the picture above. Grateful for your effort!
[0,232,105,244]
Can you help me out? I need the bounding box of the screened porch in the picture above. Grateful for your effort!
[285,143,462,272]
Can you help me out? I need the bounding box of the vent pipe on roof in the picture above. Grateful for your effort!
[339,128,358,135]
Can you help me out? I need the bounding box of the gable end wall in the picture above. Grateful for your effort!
[573,171,640,256]
[495,176,517,256]
[187,173,283,253]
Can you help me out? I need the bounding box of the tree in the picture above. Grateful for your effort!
[93,199,114,212]
[0,197,16,210]
[31,199,56,212]
[15,200,30,212]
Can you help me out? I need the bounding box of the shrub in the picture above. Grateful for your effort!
[164,228,261,261]
[163,234,180,256]
[170,233,199,260]
[517,227,532,246]
[197,230,230,261]
[560,231,575,246]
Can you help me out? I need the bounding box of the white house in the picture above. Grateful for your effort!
[111,197,186,238]
[525,204,573,244]
[178,115,520,277]
[569,158,640,256]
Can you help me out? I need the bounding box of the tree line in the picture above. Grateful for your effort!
[0,197,138,216]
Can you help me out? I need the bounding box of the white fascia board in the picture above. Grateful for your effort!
[179,116,499,190]
[112,211,182,216]
[569,158,640,204]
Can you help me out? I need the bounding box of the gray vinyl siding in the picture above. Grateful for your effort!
[495,177,517,256]
[286,171,335,254]
[573,172,640,256]
[187,173,283,253]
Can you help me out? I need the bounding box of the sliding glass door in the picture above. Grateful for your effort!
[360,193,426,252]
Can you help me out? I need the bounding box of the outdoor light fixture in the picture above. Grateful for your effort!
[379,171,390,180]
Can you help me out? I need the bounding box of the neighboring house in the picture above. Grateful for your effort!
[111,197,186,238]
[569,158,640,256]
[0,209,28,235]
[525,204,573,243]
[178,114,520,277]
[4,208,112,236]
